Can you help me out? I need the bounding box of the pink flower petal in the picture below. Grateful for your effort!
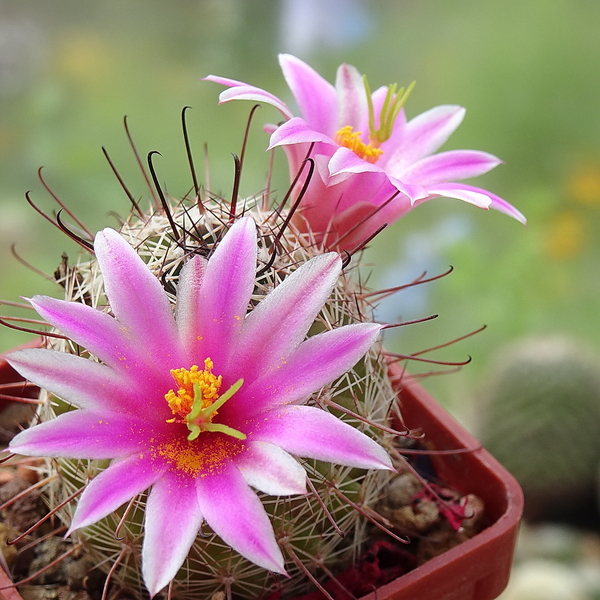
[279,54,338,137]
[388,105,466,170]
[228,252,341,380]
[236,441,307,496]
[196,464,286,574]
[142,472,204,596]
[217,84,294,120]
[328,146,386,180]
[187,217,257,368]
[322,165,396,215]
[398,150,502,185]
[10,409,153,459]
[175,255,207,360]
[423,184,491,208]
[202,75,248,87]
[425,183,527,224]
[6,348,151,414]
[94,229,186,369]
[268,117,335,150]
[68,453,168,533]
[386,176,428,204]
[27,296,172,393]
[225,323,382,420]
[253,405,393,471]
[335,63,367,130]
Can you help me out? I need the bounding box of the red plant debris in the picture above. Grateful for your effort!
[411,483,469,531]
[276,541,417,600]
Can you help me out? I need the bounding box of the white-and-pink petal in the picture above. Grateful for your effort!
[175,255,207,360]
[236,441,307,496]
[94,229,186,369]
[228,252,341,379]
[396,105,466,166]
[254,405,393,471]
[186,217,257,368]
[268,117,335,150]
[225,323,382,420]
[279,53,338,137]
[196,465,286,575]
[9,409,153,459]
[203,75,295,120]
[397,150,502,185]
[6,348,151,414]
[335,62,367,131]
[68,454,168,533]
[328,146,386,180]
[143,472,204,596]
[426,183,527,224]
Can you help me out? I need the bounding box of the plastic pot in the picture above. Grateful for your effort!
[0,339,42,413]
[362,363,524,600]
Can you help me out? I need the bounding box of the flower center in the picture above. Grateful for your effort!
[335,125,383,164]
[165,359,221,418]
[333,78,414,164]
[165,358,245,442]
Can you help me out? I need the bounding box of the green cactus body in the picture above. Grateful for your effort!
[36,195,400,599]
[480,337,600,519]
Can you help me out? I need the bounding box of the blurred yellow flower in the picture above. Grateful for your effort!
[55,32,114,90]
[545,210,585,259]
[567,162,600,206]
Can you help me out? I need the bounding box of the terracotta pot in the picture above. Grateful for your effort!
[0,341,41,600]
[0,351,522,600]
[365,363,524,600]
[0,339,42,413]
[0,570,21,600]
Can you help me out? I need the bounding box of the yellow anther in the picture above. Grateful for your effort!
[165,358,222,419]
[335,125,384,164]
[164,358,246,442]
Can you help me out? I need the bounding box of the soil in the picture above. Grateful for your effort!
[0,445,484,600]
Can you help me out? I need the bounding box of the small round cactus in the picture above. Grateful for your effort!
[479,337,600,520]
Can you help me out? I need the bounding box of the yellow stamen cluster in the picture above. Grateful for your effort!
[164,358,246,442]
[335,125,383,164]
[165,358,222,420]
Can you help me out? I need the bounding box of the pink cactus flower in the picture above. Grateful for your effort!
[7,218,391,596]
[205,55,525,250]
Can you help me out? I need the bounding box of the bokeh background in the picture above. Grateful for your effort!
[3,0,600,421]
[2,1,600,597]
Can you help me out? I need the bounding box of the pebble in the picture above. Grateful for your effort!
[498,523,600,600]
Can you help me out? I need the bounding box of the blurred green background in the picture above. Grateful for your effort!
[1,0,600,429]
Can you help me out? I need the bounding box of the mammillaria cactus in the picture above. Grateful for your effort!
[1,54,524,600]
[7,194,400,598]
